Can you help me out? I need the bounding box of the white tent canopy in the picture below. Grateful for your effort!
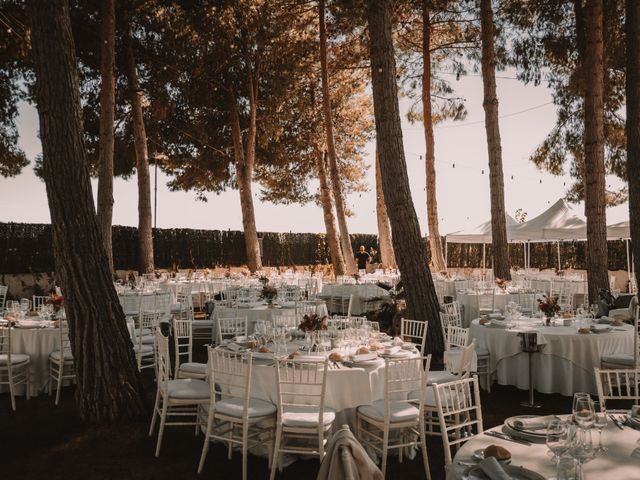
[607,221,630,240]
[510,199,586,242]
[444,213,519,244]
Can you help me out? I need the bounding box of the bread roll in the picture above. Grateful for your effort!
[258,346,271,353]
[578,327,591,334]
[479,318,490,325]
[356,346,370,355]
[484,444,511,461]
[328,352,343,362]
[288,351,301,359]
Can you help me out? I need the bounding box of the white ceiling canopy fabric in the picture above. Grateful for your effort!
[445,213,519,244]
[510,199,586,242]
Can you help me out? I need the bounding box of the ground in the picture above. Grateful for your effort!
[0,358,573,480]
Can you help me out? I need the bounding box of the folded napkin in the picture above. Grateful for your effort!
[382,346,401,355]
[352,353,378,363]
[513,415,558,430]
[226,342,243,352]
[477,457,511,480]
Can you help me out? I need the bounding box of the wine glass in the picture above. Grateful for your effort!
[546,420,570,467]
[19,298,30,319]
[592,401,608,452]
[574,396,595,430]
[573,393,591,419]
[568,424,596,480]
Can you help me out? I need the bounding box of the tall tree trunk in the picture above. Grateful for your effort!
[366,0,444,357]
[317,149,346,276]
[124,25,154,274]
[319,0,356,274]
[96,0,116,275]
[480,0,511,281]
[28,0,145,422]
[627,0,640,294]
[228,87,262,273]
[583,0,609,303]
[422,0,446,273]
[375,147,396,269]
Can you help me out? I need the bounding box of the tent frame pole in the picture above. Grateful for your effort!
[557,241,561,271]
[482,243,486,278]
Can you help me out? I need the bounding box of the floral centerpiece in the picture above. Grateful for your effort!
[259,275,270,286]
[47,293,64,313]
[298,313,328,332]
[261,285,278,305]
[538,295,561,325]
[495,277,508,291]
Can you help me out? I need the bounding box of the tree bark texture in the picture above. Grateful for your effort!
[318,149,346,276]
[583,0,609,303]
[366,0,444,356]
[228,86,262,273]
[375,147,396,269]
[626,0,640,295]
[96,0,116,274]
[319,0,356,275]
[422,0,447,273]
[28,0,146,422]
[124,25,154,274]
[480,0,511,281]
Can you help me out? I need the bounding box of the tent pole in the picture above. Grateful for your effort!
[444,238,448,267]
[523,242,526,270]
[626,239,631,284]
[482,243,486,277]
[557,241,561,270]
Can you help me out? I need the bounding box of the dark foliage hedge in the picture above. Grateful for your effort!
[0,222,631,273]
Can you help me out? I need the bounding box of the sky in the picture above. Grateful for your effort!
[0,68,630,235]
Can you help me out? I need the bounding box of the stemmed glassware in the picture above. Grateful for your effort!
[546,420,571,470]
[568,423,596,480]
[592,401,608,452]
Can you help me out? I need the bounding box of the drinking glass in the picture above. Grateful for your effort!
[572,393,591,418]
[568,425,596,480]
[592,401,608,452]
[546,420,570,467]
[20,298,30,319]
[574,397,595,430]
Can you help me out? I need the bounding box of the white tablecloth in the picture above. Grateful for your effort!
[457,292,517,327]
[2,327,60,396]
[469,317,635,395]
[448,418,640,480]
[217,302,328,334]
[319,284,390,315]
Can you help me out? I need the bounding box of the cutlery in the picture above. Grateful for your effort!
[457,460,476,467]
[484,431,532,446]
[609,414,624,430]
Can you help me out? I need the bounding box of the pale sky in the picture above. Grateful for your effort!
[0,69,630,235]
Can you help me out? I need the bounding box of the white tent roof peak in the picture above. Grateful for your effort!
[445,213,518,244]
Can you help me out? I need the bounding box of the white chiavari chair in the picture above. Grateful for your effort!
[273,314,299,330]
[630,276,637,294]
[432,375,483,465]
[0,325,30,411]
[172,318,206,380]
[32,295,49,310]
[475,288,495,316]
[295,300,317,317]
[198,348,276,480]
[601,305,639,369]
[149,331,209,457]
[356,356,431,479]
[400,318,428,355]
[48,320,75,405]
[119,293,142,319]
[427,339,475,386]
[135,311,160,371]
[595,368,640,413]
[270,358,335,480]
[557,282,576,310]
[0,285,7,310]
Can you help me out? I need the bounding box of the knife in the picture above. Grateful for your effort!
[484,431,532,446]
[609,414,624,430]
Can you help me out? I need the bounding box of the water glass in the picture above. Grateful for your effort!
[546,420,570,466]
[574,397,595,429]
[592,401,608,452]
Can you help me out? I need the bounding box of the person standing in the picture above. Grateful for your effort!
[355,245,371,273]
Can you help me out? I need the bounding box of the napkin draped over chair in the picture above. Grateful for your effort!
[316,425,383,480]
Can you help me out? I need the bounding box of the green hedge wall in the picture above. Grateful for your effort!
[0,222,631,273]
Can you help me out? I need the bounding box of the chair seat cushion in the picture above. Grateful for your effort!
[601,354,634,366]
[423,385,454,407]
[475,346,489,357]
[358,400,419,423]
[49,350,74,362]
[135,328,152,336]
[215,396,276,418]
[167,379,210,400]
[133,344,154,354]
[427,370,458,385]
[282,405,336,427]
[179,362,207,375]
[140,334,155,344]
[0,353,30,365]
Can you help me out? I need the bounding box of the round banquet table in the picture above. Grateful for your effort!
[217,302,328,335]
[469,317,635,395]
[457,292,519,327]
[447,417,640,480]
[215,342,420,428]
[1,325,60,397]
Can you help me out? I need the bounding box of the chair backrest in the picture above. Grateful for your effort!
[208,347,253,417]
[0,326,13,367]
[274,358,329,424]
[595,368,640,413]
[119,293,142,317]
[442,301,461,318]
[173,318,193,376]
[32,295,49,310]
[217,316,248,343]
[434,375,483,465]
[400,318,428,355]
[155,330,171,390]
[152,292,172,315]
[475,289,495,312]
[449,340,476,377]
[440,312,462,331]
[175,292,194,321]
[296,300,317,317]
[446,326,469,350]
[382,356,429,420]
[0,286,7,310]
[58,320,72,357]
[630,276,637,294]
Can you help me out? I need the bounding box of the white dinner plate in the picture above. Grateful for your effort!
[505,415,560,436]
[471,448,511,463]
[463,465,544,480]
